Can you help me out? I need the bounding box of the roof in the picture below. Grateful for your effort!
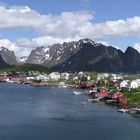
[109,88,121,94]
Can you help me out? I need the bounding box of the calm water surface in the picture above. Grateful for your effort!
[0,83,140,140]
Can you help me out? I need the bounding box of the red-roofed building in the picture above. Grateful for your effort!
[99,89,109,97]
[112,92,123,99]
[119,97,127,103]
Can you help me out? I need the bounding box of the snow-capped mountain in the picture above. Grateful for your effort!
[43,38,108,68]
[26,39,99,67]
[0,47,17,65]
[18,56,28,63]
[7,38,140,72]
[26,46,50,64]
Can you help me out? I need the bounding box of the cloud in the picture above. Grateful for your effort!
[0,5,47,29]
[97,41,109,46]
[1,5,140,57]
[0,39,31,57]
[0,4,140,42]
[133,43,140,53]
[15,38,31,46]
[31,36,81,46]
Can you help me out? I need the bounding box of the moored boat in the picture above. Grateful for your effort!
[91,97,104,102]
[118,108,129,113]
[73,91,83,95]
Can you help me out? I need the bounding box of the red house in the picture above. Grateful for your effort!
[112,92,123,99]
[119,97,127,103]
[0,77,5,82]
[99,89,109,97]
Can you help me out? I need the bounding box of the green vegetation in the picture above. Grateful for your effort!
[0,64,50,73]
[90,72,98,80]
[123,88,140,103]
[47,79,63,84]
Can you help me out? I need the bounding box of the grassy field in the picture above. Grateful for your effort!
[123,88,140,103]
[0,64,50,73]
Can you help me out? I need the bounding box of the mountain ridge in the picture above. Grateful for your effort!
[1,39,140,72]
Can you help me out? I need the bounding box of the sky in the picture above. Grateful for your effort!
[0,0,140,57]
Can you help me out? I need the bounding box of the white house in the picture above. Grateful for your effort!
[26,76,35,80]
[78,71,84,76]
[135,79,140,87]
[97,74,105,80]
[120,80,128,88]
[130,81,139,89]
[49,72,61,80]
[61,72,70,80]
[73,76,79,81]
[87,75,91,81]
[102,73,109,78]
[110,74,123,82]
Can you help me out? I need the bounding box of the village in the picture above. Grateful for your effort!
[0,70,140,114]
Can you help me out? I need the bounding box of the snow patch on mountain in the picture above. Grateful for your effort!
[18,56,28,63]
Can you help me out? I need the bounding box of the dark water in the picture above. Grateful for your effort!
[0,83,140,140]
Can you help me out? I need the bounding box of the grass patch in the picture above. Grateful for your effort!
[0,64,50,73]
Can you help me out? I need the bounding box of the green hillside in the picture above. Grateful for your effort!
[0,64,50,73]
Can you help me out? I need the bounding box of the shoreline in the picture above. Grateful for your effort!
[1,81,140,115]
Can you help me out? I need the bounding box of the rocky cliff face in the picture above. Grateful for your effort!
[0,47,17,65]
[52,42,125,72]
[26,46,49,64]
[123,46,140,72]
[26,39,140,72]
[0,55,9,67]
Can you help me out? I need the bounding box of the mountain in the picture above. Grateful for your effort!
[26,39,140,72]
[123,47,140,72]
[26,46,49,64]
[18,56,28,63]
[0,55,9,67]
[43,41,82,67]
[0,47,17,66]
[52,40,125,72]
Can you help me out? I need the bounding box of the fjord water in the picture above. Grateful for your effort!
[0,83,140,140]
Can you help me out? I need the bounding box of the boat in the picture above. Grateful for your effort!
[129,108,140,114]
[87,96,104,102]
[87,98,95,102]
[58,82,67,88]
[73,91,82,95]
[118,108,129,113]
[89,88,98,93]
[91,97,103,102]
[81,101,87,105]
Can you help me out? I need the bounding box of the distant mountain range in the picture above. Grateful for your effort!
[1,39,140,72]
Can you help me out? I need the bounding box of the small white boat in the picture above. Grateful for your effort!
[129,108,140,114]
[118,109,129,113]
[89,88,97,93]
[73,91,82,95]
[58,85,67,88]
[87,98,95,102]
[81,101,87,105]
[91,97,103,102]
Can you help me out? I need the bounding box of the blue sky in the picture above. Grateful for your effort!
[0,0,140,56]
[3,0,140,21]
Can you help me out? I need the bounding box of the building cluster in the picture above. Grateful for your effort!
[0,71,140,88]
[0,71,70,85]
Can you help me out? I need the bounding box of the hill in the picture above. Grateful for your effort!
[0,64,49,73]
